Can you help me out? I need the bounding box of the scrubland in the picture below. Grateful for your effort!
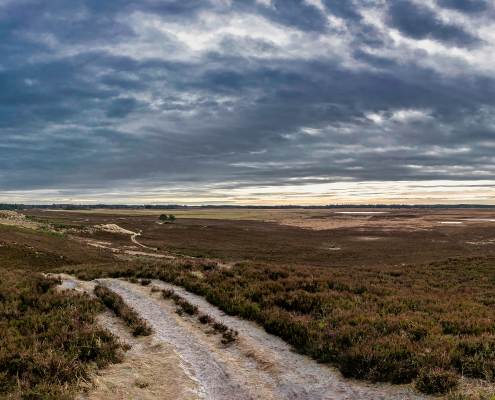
[0,270,128,398]
[2,208,495,398]
[60,254,495,396]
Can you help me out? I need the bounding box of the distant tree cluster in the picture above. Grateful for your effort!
[3,203,495,211]
[159,214,176,221]
[0,204,18,210]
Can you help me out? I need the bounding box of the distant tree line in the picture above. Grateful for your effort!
[0,204,18,210]
[3,203,495,211]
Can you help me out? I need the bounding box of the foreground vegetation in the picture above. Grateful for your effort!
[0,270,129,398]
[59,255,495,395]
[94,285,153,337]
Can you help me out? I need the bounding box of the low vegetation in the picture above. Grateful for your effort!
[94,285,154,337]
[6,208,495,397]
[0,270,128,398]
[0,222,67,237]
[161,288,238,343]
[61,255,495,394]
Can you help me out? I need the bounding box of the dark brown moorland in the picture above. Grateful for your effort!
[3,208,495,398]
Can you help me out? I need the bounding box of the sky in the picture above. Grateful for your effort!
[2,0,495,205]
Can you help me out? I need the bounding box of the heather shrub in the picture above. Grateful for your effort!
[94,285,153,336]
[415,368,458,394]
[0,270,128,397]
[199,313,213,324]
[61,255,495,394]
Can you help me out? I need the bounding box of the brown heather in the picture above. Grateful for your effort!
[0,270,128,398]
[161,288,238,342]
[61,255,495,394]
[94,285,153,337]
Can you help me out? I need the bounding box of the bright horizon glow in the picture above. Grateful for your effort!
[1,180,495,205]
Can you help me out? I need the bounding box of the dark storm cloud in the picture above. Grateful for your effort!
[437,0,488,13]
[388,1,481,46]
[106,98,138,118]
[322,0,362,21]
[232,0,328,32]
[0,0,494,200]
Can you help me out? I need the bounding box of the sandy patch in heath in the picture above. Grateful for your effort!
[95,224,136,235]
[0,211,45,230]
[123,250,175,259]
[275,216,432,231]
[466,240,495,245]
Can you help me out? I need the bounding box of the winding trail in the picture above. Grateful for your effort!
[131,231,149,248]
[96,223,151,249]
[59,275,428,400]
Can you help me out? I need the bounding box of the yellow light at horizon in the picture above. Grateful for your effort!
[1,180,494,205]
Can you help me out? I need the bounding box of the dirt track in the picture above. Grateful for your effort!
[58,275,428,400]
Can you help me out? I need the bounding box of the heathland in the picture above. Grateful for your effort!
[2,208,495,398]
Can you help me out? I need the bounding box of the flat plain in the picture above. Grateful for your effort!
[2,208,495,399]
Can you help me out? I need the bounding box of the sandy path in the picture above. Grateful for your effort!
[96,223,152,249]
[130,231,149,248]
[58,275,428,400]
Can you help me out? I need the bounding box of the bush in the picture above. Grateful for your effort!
[177,299,198,315]
[213,321,229,333]
[61,255,495,394]
[94,285,153,337]
[0,270,128,397]
[221,329,239,344]
[415,368,459,394]
[162,288,178,300]
[159,214,176,222]
[199,313,213,324]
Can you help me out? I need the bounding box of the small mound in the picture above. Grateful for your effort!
[96,224,136,235]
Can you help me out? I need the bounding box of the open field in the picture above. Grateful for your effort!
[2,208,495,398]
[22,207,495,267]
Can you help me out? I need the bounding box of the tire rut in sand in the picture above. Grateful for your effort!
[95,279,269,399]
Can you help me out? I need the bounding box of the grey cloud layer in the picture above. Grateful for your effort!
[388,1,482,46]
[1,0,495,199]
